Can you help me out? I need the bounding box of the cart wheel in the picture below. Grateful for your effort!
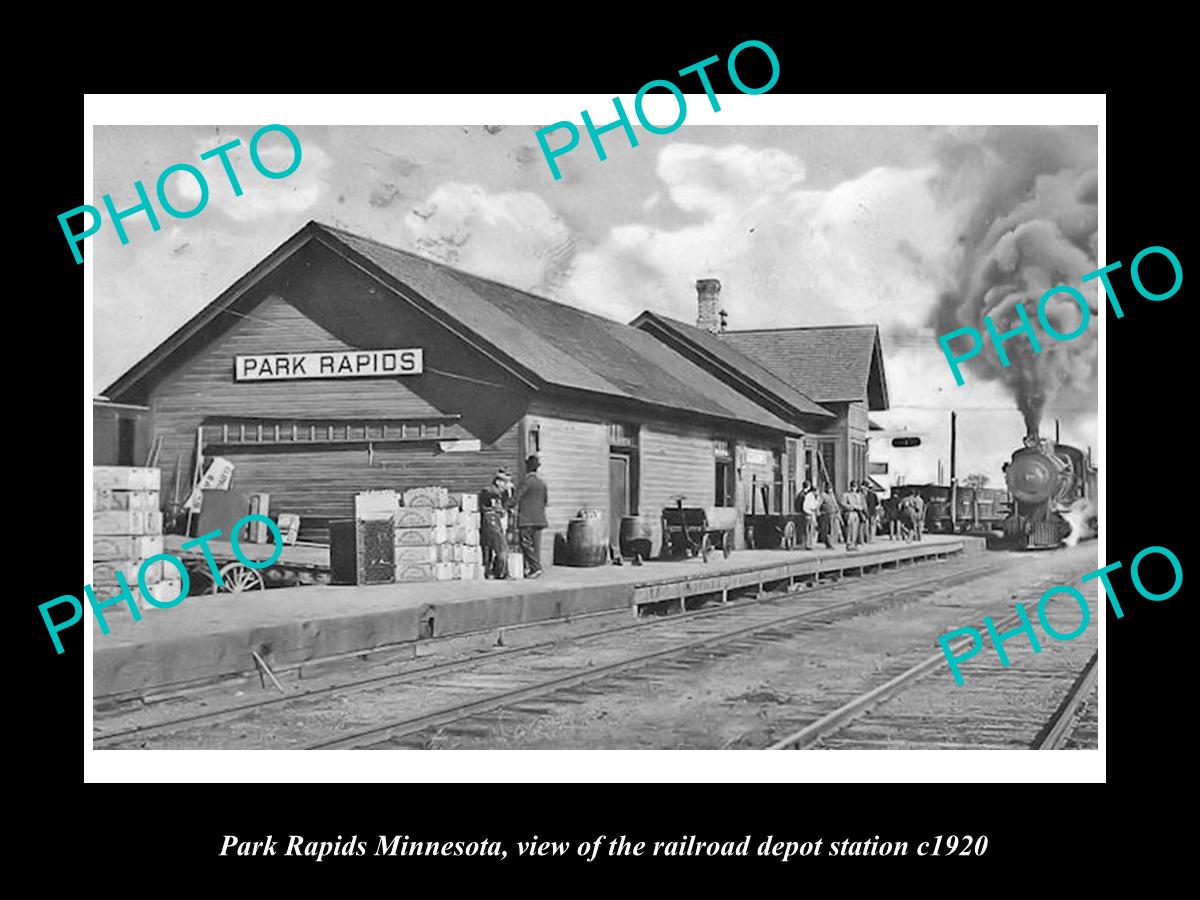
[215,562,266,593]
[700,533,712,563]
[782,521,796,550]
[722,531,733,558]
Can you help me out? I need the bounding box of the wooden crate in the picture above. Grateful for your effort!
[94,466,161,491]
[395,545,438,564]
[93,559,165,587]
[93,535,163,561]
[93,510,164,535]
[396,563,434,582]
[94,489,160,511]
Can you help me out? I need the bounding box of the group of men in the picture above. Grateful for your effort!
[477,455,548,580]
[795,481,925,551]
[796,480,879,551]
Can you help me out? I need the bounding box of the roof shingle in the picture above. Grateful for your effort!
[719,325,883,404]
[318,224,800,434]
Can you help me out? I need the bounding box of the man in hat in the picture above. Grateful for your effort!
[798,480,820,550]
[818,481,842,550]
[862,482,878,544]
[842,480,865,550]
[516,455,548,578]
[478,470,513,579]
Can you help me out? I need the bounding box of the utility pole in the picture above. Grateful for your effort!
[950,410,958,531]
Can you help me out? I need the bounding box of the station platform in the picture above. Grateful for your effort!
[93,534,974,699]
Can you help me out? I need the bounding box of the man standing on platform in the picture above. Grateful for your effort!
[799,480,820,550]
[478,470,513,579]
[818,482,841,550]
[517,455,548,578]
[842,480,865,551]
[863,483,878,544]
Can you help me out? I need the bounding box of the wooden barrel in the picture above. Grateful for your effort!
[566,515,608,566]
[619,515,653,559]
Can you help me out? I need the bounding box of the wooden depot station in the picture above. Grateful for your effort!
[92,221,954,699]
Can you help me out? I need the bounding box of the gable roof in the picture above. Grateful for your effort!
[630,311,834,420]
[719,325,890,409]
[105,222,799,436]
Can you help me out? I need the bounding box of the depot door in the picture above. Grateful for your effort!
[609,454,631,546]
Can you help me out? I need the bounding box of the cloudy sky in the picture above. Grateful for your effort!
[92,123,1098,483]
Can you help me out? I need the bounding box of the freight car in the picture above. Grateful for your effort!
[1002,435,1097,550]
[892,484,1011,534]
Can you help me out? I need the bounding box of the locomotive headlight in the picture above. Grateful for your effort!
[1007,452,1058,504]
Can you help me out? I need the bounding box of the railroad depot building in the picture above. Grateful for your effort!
[102,221,888,564]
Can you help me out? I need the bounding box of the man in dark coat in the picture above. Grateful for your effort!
[863,484,879,544]
[516,455,548,578]
[478,471,513,579]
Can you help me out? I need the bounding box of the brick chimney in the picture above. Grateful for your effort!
[696,278,722,334]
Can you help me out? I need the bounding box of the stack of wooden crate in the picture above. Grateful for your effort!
[394,486,484,582]
[93,466,173,604]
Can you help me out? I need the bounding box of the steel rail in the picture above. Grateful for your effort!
[96,558,993,748]
[307,564,999,750]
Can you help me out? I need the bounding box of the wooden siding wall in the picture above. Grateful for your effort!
[639,423,716,556]
[142,243,528,541]
[520,411,609,568]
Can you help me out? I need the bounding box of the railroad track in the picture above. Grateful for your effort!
[767,633,1099,751]
[95,556,1000,750]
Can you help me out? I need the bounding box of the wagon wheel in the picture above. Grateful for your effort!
[215,562,265,594]
[700,533,712,563]
[722,530,733,558]
[781,520,797,550]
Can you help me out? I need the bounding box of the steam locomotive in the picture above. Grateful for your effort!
[1002,436,1098,550]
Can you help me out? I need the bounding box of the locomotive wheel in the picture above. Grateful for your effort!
[216,562,265,593]
[701,533,712,563]
[722,531,733,558]
[781,521,797,550]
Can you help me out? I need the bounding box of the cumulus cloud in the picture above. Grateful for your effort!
[560,142,961,331]
[169,130,332,223]
[406,182,576,294]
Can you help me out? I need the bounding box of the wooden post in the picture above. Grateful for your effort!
[950,410,957,532]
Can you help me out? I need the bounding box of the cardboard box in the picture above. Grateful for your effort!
[93,489,160,511]
[459,562,482,581]
[396,563,435,582]
[436,542,455,563]
[395,507,437,528]
[506,554,525,580]
[462,525,481,547]
[94,510,164,535]
[433,562,458,581]
[93,559,164,588]
[93,535,163,561]
[394,545,438,564]
[459,493,479,514]
[461,545,482,565]
[394,525,446,546]
[94,466,161,491]
[355,490,397,519]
